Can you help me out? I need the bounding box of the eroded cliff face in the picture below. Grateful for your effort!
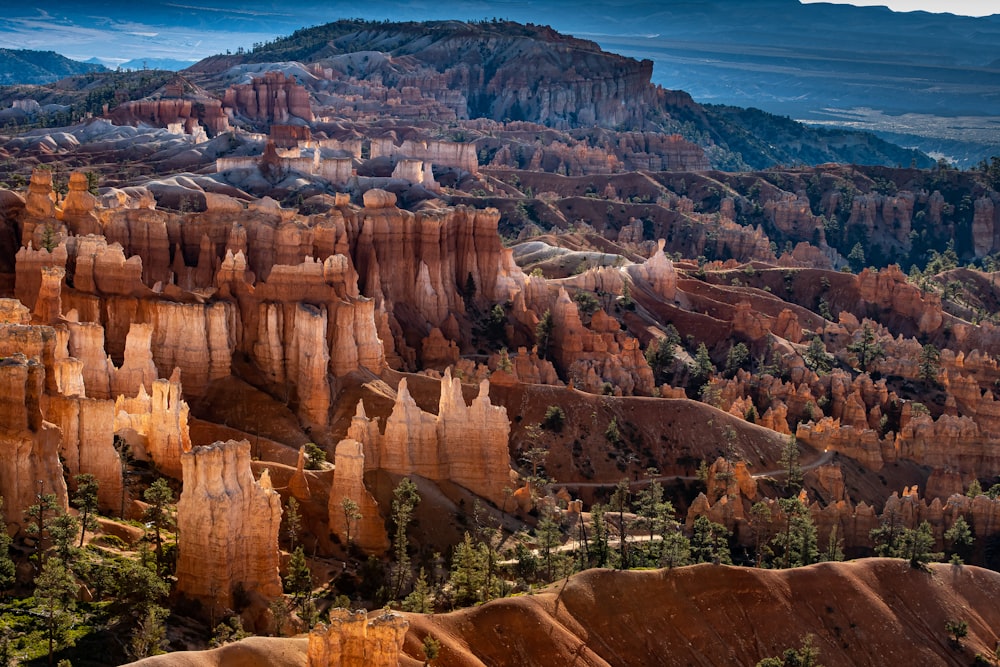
[176,440,283,613]
[348,371,516,508]
[223,71,314,125]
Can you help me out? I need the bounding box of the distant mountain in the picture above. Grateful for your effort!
[187,19,932,170]
[118,58,198,72]
[0,49,105,85]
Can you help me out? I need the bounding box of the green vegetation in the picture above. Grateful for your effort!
[304,442,327,470]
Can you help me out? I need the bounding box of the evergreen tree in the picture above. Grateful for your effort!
[47,513,80,564]
[71,474,100,548]
[822,525,845,562]
[142,478,174,568]
[944,516,974,563]
[900,521,942,568]
[535,309,553,360]
[724,342,750,377]
[388,478,420,601]
[590,504,610,568]
[691,343,715,385]
[659,529,691,569]
[402,569,433,613]
[128,605,169,660]
[847,242,866,272]
[690,515,732,564]
[772,497,818,569]
[448,533,489,607]
[28,490,60,562]
[609,479,631,569]
[870,510,904,557]
[846,322,885,374]
[749,501,773,567]
[284,546,312,600]
[34,556,78,666]
[536,510,562,582]
[421,635,441,666]
[645,325,680,384]
[756,634,824,667]
[341,497,361,546]
[285,497,302,550]
[0,499,15,591]
[803,336,833,375]
[778,437,804,494]
[918,344,941,385]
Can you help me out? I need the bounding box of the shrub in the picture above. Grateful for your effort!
[541,406,566,433]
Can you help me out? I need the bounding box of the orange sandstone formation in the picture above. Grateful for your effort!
[307,609,408,667]
[176,440,283,614]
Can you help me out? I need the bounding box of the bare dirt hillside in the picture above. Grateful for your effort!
[132,559,1000,667]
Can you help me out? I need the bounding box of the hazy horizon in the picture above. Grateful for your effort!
[800,0,996,17]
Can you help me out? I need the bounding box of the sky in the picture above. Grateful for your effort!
[800,0,996,16]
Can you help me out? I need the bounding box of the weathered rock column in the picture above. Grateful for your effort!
[176,440,283,613]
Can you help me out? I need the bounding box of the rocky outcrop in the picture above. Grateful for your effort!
[223,72,314,125]
[626,239,677,301]
[549,287,655,394]
[307,609,408,667]
[328,438,389,554]
[107,91,230,137]
[176,440,283,613]
[349,371,516,507]
[0,353,68,529]
[857,266,942,334]
[112,369,191,479]
[370,137,478,173]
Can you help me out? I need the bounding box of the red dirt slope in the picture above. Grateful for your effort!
[133,560,1000,667]
[403,559,1000,667]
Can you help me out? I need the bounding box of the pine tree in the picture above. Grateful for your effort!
[449,533,488,607]
[846,322,885,374]
[690,515,732,564]
[143,478,174,567]
[918,343,941,384]
[34,556,78,666]
[72,474,100,548]
[0,499,15,591]
[388,478,420,602]
[944,516,974,564]
[609,479,631,569]
[749,501,773,567]
[691,343,715,384]
[47,513,80,564]
[285,497,302,550]
[778,437,804,493]
[341,497,361,546]
[659,529,691,568]
[590,504,610,568]
[803,336,833,375]
[535,309,553,360]
[900,521,942,568]
[536,510,563,582]
[284,546,312,600]
[402,569,433,613]
[772,497,818,569]
[28,490,60,562]
[725,342,750,377]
